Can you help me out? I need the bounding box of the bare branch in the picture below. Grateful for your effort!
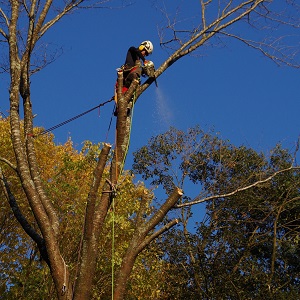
[136,219,179,253]
[0,7,9,31]
[0,167,46,258]
[216,31,300,68]
[0,157,17,171]
[145,187,183,232]
[40,0,84,38]
[176,166,300,208]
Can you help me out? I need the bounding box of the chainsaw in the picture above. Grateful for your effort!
[143,61,158,87]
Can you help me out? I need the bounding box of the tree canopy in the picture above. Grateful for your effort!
[1,118,299,299]
[133,126,300,299]
[0,116,171,299]
[1,1,300,299]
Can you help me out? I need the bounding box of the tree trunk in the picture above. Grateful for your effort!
[114,187,183,300]
[73,143,111,300]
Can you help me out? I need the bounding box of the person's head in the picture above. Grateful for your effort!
[139,40,153,56]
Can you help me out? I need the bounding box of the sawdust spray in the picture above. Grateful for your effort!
[153,87,174,131]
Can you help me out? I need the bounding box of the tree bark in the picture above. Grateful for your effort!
[114,187,183,300]
[73,143,111,300]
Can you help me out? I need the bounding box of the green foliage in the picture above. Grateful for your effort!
[2,119,299,299]
[133,125,300,299]
[133,126,215,194]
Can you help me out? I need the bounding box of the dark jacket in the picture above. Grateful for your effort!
[124,46,146,68]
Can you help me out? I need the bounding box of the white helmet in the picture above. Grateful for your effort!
[139,40,153,55]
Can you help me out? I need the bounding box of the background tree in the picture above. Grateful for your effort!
[0,117,170,299]
[133,126,300,299]
[0,1,300,299]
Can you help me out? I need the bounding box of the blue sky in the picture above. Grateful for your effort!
[1,1,299,206]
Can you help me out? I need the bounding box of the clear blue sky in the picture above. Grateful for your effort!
[1,2,299,195]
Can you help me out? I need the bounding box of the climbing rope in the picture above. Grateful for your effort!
[37,96,114,136]
[111,93,136,299]
[111,195,115,299]
[33,88,136,298]
[120,95,135,173]
[105,104,116,143]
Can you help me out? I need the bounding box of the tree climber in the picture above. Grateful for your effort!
[114,41,154,115]
[122,40,154,90]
